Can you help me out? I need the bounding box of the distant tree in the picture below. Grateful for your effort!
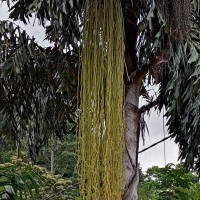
[138,163,200,200]
[0,140,15,163]
[36,134,77,178]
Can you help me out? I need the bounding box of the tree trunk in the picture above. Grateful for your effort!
[51,149,54,173]
[122,82,140,200]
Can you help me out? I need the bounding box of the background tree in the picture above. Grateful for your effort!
[0,134,79,199]
[36,134,77,177]
[0,0,200,199]
[138,163,200,200]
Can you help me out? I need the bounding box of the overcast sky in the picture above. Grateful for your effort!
[0,2,179,171]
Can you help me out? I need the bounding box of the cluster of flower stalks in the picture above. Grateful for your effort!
[79,0,125,199]
[157,0,191,41]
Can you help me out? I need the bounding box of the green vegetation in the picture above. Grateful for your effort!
[0,160,41,200]
[0,155,79,200]
[36,135,77,177]
[138,164,200,200]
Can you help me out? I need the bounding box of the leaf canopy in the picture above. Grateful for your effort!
[0,20,78,160]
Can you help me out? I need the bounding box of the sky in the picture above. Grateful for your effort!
[0,2,179,172]
[138,109,179,171]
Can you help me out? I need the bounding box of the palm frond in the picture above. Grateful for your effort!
[3,0,82,52]
[0,20,77,160]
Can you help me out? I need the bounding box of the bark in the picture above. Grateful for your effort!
[122,82,140,200]
[51,149,54,173]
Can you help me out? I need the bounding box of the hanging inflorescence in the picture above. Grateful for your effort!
[157,0,191,42]
[79,0,125,199]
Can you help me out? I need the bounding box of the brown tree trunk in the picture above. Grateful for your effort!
[122,82,140,200]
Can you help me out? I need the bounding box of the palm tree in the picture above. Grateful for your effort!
[0,0,199,199]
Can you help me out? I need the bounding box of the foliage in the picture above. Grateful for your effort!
[0,20,78,160]
[158,2,200,174]
[34,165,79,200]
[0,159,79,200]
[4,0,82,51]
[0,160,42,200]
[0,130,77,179]
[36,134,77,177]
[0,140,15,163]
[0,135,79,199]
[138,163,200,200]
[143,0,200,174]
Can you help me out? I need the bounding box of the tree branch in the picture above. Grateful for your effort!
[139,135,171,154]
[129,49,170,84]
[128,60,157,85]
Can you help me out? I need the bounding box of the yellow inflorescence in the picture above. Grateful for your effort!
[79,0,125,199]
